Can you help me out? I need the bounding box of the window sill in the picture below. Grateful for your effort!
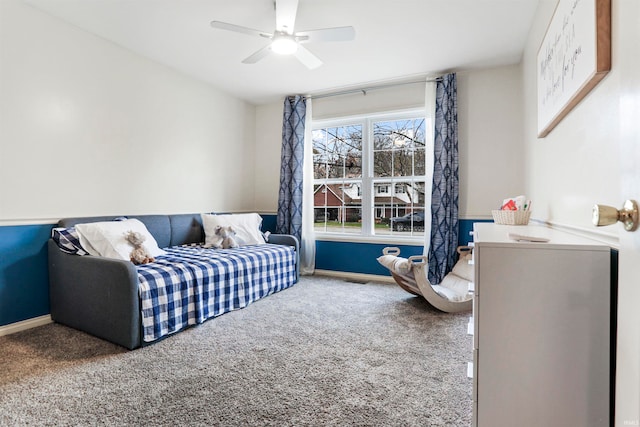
[314,233,425,246]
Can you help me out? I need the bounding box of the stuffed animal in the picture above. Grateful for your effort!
[125,231,155,265]
[214,225,239,249]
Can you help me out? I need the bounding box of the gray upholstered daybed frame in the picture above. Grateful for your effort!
[48,213,299,349]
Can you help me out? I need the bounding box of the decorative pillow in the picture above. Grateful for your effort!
[75,218,166,261]
[201,213,266,247]
[51,227,89,255]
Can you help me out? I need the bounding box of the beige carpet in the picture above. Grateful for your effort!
[0,276,472,426]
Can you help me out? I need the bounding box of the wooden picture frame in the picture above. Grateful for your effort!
[537,0,611,138]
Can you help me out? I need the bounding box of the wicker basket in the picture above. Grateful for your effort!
[491,210,531,225]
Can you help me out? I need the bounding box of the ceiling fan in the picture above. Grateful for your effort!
[210,0,355,69]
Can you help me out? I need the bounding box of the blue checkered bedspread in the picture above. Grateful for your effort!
[136,244,297,342]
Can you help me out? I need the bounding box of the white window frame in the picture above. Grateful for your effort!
[312,108,430,244]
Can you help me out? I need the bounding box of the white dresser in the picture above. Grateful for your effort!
[470,223,612,427]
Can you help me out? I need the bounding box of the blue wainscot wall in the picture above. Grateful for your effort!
[314,219,491,275]
[0,224,53,326]
[316,241,423,276]
[0,216,488,328]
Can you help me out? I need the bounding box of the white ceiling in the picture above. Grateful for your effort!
[23,0,540,105]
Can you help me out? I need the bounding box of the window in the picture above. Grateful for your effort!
[312,123,363,234]
[313,110,429,239]
[376,185,389,195]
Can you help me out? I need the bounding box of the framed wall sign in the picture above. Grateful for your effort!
[537,0,611,138]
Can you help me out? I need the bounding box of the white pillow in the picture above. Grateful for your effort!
[75,219,166,261]
[201,213,266,247]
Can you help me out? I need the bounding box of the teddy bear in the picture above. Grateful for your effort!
[213,225,239,249]
[125,230,155,265]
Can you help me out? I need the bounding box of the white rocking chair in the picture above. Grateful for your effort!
[378,247,473,313]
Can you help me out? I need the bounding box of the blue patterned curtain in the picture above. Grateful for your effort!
[276,95,306,242]
[428,73,459,285]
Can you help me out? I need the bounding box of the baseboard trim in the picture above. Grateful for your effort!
[313,269,395,284]
[0,315,52,337]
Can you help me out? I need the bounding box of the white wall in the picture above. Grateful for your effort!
[522,0,620,237]
[254,102,283,213]
[457,65,524,219]
[253,69,525,219]
[0,0,527,226]
[0,0,256,222]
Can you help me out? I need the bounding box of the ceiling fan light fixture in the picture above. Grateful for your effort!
[211,0,354,68]
[271,34,298,55]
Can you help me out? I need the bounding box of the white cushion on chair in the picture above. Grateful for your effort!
[451,253,474,282]
[377,254,412,275]
[431,285,460,301]
[438,273,472,302]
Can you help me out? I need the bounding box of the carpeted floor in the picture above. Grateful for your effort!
[0,276,472,426]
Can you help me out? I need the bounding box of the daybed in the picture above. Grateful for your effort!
[48,213,299,349]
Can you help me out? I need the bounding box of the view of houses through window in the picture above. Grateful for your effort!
[312,110,428,238]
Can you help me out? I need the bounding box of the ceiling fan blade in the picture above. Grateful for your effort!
[275,0,299,34]
[296,26,356,43]
[210,21,272,39]
[294,45,323,70]
[241,44,273,64]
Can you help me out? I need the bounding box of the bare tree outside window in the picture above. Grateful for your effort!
[373,119,425,177]
[313,126,362,180]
